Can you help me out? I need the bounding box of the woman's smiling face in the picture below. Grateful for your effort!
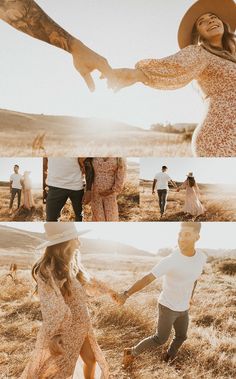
[196,13,224,42]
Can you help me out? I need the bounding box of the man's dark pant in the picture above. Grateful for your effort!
[46,186,84,221]
[9,188,21,209]
[133,303,189,358]
[157,189,168,214]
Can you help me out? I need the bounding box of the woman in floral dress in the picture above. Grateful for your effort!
[89,158,126,221]
[108,0,236,157]
[20,223,117,379]
[177,173,205,217]
[22,171,35,210]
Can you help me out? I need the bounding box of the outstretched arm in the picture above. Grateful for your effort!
[0,0,112,90]
[114,273,156,305]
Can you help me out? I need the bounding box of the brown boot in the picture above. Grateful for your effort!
[123,348,135,369]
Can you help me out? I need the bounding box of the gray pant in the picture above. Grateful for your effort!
[9,188,21,209]
[157,189,167,214]
[133,303,189,358]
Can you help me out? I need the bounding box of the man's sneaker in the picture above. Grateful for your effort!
[123,348,135,369]
[163,352,178,365]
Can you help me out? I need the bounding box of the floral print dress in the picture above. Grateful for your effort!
[91,158,126,221]
[20,270,110,379]
[136,45,236,157]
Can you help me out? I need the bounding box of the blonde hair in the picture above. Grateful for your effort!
[191,19,236,63]
[32,240,89,297]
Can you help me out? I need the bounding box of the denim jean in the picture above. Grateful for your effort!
[133,303,189,358]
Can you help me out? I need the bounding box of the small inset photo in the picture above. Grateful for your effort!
[0,158,43,221]
[140,158,236,222]
[43,157,139,222]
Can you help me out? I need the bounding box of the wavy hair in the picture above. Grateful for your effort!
[32,240,89,297]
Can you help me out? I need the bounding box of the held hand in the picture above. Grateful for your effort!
[152,190,155,195]
[112,292,128,306]
[83,191,92,205]
[106,68,143,92]
[49,335,65,356]
[70,39,113,92]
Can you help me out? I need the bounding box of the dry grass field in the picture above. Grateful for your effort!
[140,180,236,222]
[50,160,140,222]
[0,186,43,222]
[0,109,193,157]
[0,239,235,379]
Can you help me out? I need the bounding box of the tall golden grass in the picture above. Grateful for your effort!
[0,257,235,379]
[0,187,44,222]
[140,181,236,222]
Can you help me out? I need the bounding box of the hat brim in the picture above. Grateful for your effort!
[178,0,236,49]
[36,229,90,250]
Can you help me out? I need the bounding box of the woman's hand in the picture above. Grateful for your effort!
[99,189,115,197]
[49,335,65,356]
[106,68,147,92]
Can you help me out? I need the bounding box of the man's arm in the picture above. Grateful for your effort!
[169,180,177,188]
[0,0,112,90]
[191,280,197,300]
[9,179,13,192]
[152,179,157,194]
[115,273,156,305]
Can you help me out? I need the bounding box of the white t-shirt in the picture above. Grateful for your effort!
[151,248,207,311]
[46,158,84,191]
[154,172,172,190]
[10,173,23,189]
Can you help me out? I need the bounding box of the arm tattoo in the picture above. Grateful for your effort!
[0,0,74,52]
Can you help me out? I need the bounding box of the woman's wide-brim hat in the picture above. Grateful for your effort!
[187,172,194,177]
[37,222,79,249]
[178,0,236,49]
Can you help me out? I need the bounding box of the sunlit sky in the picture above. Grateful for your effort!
[1,222,236,251]
[0,158,42,188]
[1,0,205,128]
[140,158,236,184]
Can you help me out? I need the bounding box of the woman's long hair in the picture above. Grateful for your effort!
[191,20,236,63]
[32,240,89,297]
[187,176,196,187]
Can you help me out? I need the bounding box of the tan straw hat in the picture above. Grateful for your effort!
[187,172,194,177]
[178,0,236,49]
[37,222,79,249]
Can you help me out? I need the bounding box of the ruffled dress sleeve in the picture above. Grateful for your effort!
[135,45,208,90]
[37,272,72,338]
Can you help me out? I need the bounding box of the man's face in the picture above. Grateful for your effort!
[178,226,199,249]
[14,166,19,174]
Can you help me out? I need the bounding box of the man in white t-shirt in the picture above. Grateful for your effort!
[114,222,207,368]
[45,158,93,221]
[152,165,177,217]
[9,165,23,214]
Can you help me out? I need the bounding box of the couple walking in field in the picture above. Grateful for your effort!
[44,157,126,222]
[152,166,205,219]
[1,0,235,157]
[9,164,34,215]
[20,221,207,379]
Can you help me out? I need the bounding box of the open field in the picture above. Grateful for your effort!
[0,186,43,222]
[0,109,192,157]
[50,160,140,222]
[140,180,236,222]
[0,228,235,379]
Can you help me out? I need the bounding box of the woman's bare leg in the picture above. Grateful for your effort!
[80,337,96,379]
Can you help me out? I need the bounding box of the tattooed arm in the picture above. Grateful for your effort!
[0,0,112,90]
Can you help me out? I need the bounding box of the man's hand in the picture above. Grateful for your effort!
[49,335,65,356]
[70,39,113,92]
[152,190,155,195]
[83,191,92,205]
[112,292,128,306]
